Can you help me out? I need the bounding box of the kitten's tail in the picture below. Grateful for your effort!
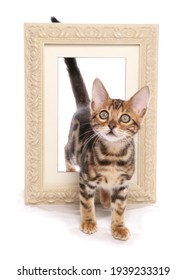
[51,17,90,107]
[51,17,60,23]
[64,58,90,107]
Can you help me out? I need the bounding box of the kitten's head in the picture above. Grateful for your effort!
[90,78,150,143]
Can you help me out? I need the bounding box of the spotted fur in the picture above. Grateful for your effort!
[64,58,150,240]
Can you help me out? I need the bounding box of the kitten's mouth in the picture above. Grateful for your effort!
[107,131,117,137]
[104,130,122,142]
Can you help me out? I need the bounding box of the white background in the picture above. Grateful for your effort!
[1,0,186,279]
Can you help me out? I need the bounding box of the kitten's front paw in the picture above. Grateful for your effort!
[112,226,130,241]
[80,221,97,234]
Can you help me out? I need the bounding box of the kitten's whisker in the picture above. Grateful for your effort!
[82,133,98,153]
[79,129,94,138]
[81,122,91,126]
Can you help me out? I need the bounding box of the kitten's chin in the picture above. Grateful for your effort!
[101,133,124,143]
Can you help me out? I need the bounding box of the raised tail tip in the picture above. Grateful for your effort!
[51,17,60,23]
[64,57,77,68]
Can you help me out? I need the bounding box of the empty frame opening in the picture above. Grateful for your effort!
[44,44,139,188]
[57,57,127,172]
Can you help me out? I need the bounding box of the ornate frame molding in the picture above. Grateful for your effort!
[25,23,158,204]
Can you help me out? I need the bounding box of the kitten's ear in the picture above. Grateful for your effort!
[130,86,150,117]
[91,78,109,110]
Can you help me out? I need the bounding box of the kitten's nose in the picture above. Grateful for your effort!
[108,122,116,130]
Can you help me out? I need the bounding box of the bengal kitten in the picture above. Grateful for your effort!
[62,58,150,240]
[51,17,149,240]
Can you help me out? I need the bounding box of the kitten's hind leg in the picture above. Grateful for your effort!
[99,188,111,209]
[64,145,76,172]
[65,161,76,172]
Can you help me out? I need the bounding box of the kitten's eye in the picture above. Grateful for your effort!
[99,110,109,120]
[120,114,131,123]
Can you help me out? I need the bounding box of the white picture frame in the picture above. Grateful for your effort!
[25,23,158,204]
